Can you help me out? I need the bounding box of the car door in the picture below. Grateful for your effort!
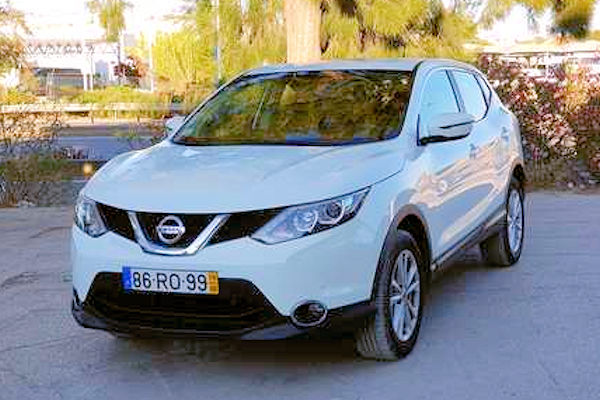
[476,73,515,207]
[414,69,479,259]
[450,70,500,226]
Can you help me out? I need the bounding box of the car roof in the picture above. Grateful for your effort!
[244,58,477,76]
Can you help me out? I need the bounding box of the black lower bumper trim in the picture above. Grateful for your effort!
[72,297,375,340]
[73,273,375,340]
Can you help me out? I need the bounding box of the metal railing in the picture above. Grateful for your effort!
[0,103,185,114]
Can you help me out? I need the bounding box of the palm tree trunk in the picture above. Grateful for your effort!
[284,0,321,63]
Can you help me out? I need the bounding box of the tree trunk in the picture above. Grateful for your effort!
[284,0,321,64]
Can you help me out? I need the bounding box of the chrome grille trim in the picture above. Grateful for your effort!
[127,212,230,256]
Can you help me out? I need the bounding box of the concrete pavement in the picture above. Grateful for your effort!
[0,192,599,400]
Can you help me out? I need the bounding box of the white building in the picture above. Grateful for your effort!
[7,0,183,94]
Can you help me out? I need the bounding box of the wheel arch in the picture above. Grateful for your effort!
[512,163,526,189]
[370,205,433,301]
[396,212,431,278]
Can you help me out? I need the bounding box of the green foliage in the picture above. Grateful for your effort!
[142,0,479,101]
[144,0,286,103]
[482,0,595,38]
[187,0,286,78]
[587,30,600,41]
[0,89,37,105]
[151,29,215,99]
[86,0,131,43]
[71,86,171,118]
[72,86,165,104]
[321,0,476,61]
[222,0,286,76]
[360,0,429,36]
[321,4,362,58]
[0,4,28,74]
[553,0,595,39]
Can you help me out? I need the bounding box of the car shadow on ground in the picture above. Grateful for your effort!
[104,248,495,365]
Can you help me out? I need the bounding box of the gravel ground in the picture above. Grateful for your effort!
[0,192,599,400]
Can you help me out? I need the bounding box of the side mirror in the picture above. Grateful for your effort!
[421,112,475,145]
[165,115,185,135]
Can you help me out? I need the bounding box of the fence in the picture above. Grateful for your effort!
[0,103,186,121]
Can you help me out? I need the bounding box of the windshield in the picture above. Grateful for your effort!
[172,70,412,146]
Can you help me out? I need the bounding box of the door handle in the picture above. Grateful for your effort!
[469,143,479,159]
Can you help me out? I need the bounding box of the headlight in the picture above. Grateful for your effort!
[252,188,369,244]
[74,195,107,237]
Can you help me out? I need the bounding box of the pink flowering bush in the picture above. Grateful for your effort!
[477,55,599,188]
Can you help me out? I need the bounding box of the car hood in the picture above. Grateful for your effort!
[83,141,405,213]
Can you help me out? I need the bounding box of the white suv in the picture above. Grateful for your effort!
[71,59,525,360]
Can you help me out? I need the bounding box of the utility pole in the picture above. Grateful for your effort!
[147,17,155,93]
[90,45,95,91]
[214,0,222,87]
[148,36,155,93]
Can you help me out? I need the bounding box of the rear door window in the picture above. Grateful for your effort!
[452,71,488,120]
[475,75,492,104]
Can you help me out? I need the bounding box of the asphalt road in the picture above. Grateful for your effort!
[56,136,151,161]
[0,192,599,400]
[56,123,154,160]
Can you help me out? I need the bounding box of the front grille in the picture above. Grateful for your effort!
[209,209,280,245]
[97,203,135,241]
[86,273,282,332]
[137,212,214,248]
[96,203,279,247]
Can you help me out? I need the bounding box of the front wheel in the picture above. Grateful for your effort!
[481,178,524,267]
[355,231,425,360]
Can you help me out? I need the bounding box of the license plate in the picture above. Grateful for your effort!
[122,267,219,295]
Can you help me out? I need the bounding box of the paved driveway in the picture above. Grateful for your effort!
[0,192,599,400]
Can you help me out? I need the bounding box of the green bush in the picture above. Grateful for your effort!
[0,89,37,105]
[71,86,164,104]
[0,154,70,206]
[477,56,599,189]
[70,86,172,119]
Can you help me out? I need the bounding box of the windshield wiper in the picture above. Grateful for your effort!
[251,87,269,131]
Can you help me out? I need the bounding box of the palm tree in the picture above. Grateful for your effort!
[0,4,29,74]
[284,0,321,63]
[286,0,476,63]
[86,0,132,82]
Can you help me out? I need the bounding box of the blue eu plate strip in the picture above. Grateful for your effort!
[122,267,132,290]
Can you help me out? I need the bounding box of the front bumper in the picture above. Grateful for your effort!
[71,194,389,317]
[71,278,375,340]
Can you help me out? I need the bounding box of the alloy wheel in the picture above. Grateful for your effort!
[507,189,523,256]
[389,249,421,342]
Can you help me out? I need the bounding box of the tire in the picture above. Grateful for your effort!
[480,177,524,267]
[355,230,426,361]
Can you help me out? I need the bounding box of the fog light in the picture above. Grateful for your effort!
[291,301,328,327]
